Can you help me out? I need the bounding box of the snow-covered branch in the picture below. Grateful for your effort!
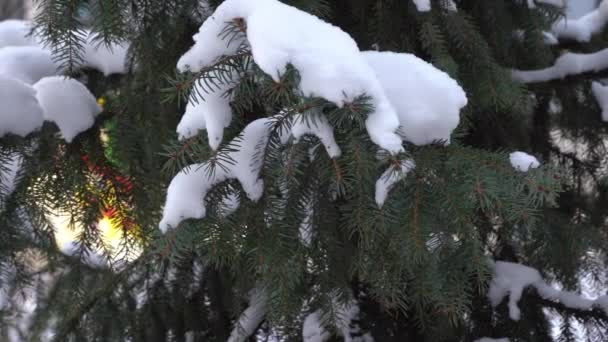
[488,261,608,321]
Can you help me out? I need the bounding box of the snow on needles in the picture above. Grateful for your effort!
[159,118,273,232]
[509,151,540,172]
[488,261,608,321]
[375,160,415,207]
[552,0,608,42]
[34,77,102,143]
[176,0,403,154]
[176,78,235,150]
[227,288,268,342]
[512,48,608,83]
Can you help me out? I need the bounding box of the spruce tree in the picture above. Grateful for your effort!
[0,0,607,341]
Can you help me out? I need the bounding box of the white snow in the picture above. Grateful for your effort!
[363,51,467,146]
[488,261,608,321]
[552,0,608,42]
[509,152,540,172]
[412,0,431,12]
[227,288,268,342]
[160,118,273,232]
[81,36,129,76]
[177,0,404,154]
[474,338,510,342]
[488,261,545,320]
[0,46,59,84]
[512,48,608,83]
[375,160,415,207]
[176,79,235,150]
[303,310,330,342]
[34,76,102,143]
[0,20,40,48]
[0,75,44,138]
[289,112,341,158]
[591,81,608,121]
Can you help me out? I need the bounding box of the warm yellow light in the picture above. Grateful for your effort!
[50,211,141,265]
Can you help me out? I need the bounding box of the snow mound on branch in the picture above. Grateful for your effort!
[0,46,59,84]
[552,0,608,42]
[488,261,608,321]
[303,310,330,342]
[375,160,415,207]
[591,81,608,122]
[288,112,341,158]
[509,152,539,172]
[412,0,431,11]
[176,79,235,150]
[82,36,129,76]
[512,49,608,83]
[363,51,467,146]
[160,118,273,232]
[0,20,40,48]
[33,76,102,143]
[227,288,267,342]
[177,0,403,154]
[0,75,44,138]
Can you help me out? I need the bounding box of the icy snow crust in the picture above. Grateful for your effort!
[163,0,469,229]
[489,261,608,321]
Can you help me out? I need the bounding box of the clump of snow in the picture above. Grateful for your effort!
[160,118,273,232]
[0,20,40,48]
[363,51,467,146]
[474,338,510,342]
[176,79,235,150]
[375,160,415,207]
[227,288,268,342]
[0,75,44,138]
[552,0,608,42]
[488,261,544,320]
[489,261,608,321]
[303,310,330,342]
[512,49,608,83]
[0,46,59,84]
[591,81,608,121]
[177,0,403,154]
[81,35,129,76]
[34,76,102,143]
[412,0,431,12]
[289,112,341,158]
[509,152,540,172]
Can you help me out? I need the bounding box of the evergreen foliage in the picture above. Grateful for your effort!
[1,0,607,341]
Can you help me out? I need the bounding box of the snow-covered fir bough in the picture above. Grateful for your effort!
[1,0,608,341]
